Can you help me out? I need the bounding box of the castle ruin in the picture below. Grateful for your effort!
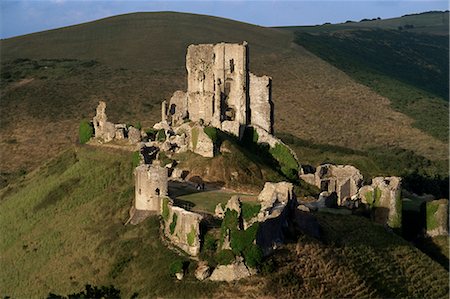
[162,42,273,139]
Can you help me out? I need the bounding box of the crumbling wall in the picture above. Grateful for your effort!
[249,73,273,134]
[256,182,296,255]
[162,200,203,256]
[190,125,214,158]
[186,42,248,138]
[166,91,188,126]
[93,101,116,142]
[302,164,363,205]
[359,176,402,230]
[92,101,141,144]
[423,199,449,237]
[134,162,168,212]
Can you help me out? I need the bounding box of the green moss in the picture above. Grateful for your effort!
[78,120,93,144]
[215,249,235,265]
[241,203,261,221]
[366,187,382,208]
[186,225,196,246]
[169,213,178,235]
[269,143,299,181]
[156,129,166,142]
[203,126,218,144]
[220,209,239,246]
[162,197,170,222]
[426,201,440,231]
[388,192,402,229]
[191,127,199,150]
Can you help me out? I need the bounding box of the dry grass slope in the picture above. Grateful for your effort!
[0,12,447,179]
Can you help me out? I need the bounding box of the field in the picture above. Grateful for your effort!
[1,146,448,298]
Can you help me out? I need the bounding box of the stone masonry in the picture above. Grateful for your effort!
[163,42,273,139]
[134,161,168,212]
[359,177,402,230]
[301,164,363,205]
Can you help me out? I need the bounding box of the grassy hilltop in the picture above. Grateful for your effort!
[0,12,448,188]
[0,146,448,298]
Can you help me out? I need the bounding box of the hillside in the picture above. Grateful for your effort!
[0,12,448,187]
[1,146,448,298]
[279,11,449,35]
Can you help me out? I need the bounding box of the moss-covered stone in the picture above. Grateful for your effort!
[169,213,178,234]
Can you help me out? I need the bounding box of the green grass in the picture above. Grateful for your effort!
[175,191,256,214]
[293,29,449,141]
[78,120,93,144]
[0,146,220,298]
[263,213,449,298]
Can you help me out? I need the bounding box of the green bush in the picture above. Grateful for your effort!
[169,260,184,275]
[230,223,259,255]
[78,120,93,144]
[134,122,142,130]
[241,203,261,221]
[215,249,235,265]
[158,151,172,167]
[243,244,263,268]
[169,213,178,235]
[156,129,166,142]
[203,233,218,251]
[220,209,239,246]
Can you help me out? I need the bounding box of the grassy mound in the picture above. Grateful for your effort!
[0,146,219,298]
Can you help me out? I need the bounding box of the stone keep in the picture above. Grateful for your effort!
[134,162,168,211]
[359,177,402,229]
[163,42,274,140]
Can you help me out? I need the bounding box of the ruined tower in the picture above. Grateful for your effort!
[134,161,168,212]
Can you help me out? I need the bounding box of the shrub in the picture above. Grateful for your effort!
[169,213,178,234]
[169,260,184,275]
[243,244,263,268]
[215,249,235,265]
[203,233,217,251]
[134,122,142,130]
[158,151,172,166]
[220,209,239,246]
[241,203,261,221]
[78,120,93,144]
[230,223,259,255]
[156,129,166,142]
[145,128,157,140]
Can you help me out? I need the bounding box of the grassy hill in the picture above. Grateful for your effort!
[0,12,448,188]
[0,146,448,298]
[278,11,449,35]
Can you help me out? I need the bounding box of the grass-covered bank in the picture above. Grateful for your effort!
[0,146,219,298]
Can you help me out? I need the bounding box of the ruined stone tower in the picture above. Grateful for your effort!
[134,161,168,212]
[163,41,273,139]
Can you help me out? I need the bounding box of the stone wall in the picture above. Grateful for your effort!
[186,42,248,138]
[134,162,168,211]
[162,200,203,256]
[359,177,402,230]
[301,164,363,205]
[249,73,273,134]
